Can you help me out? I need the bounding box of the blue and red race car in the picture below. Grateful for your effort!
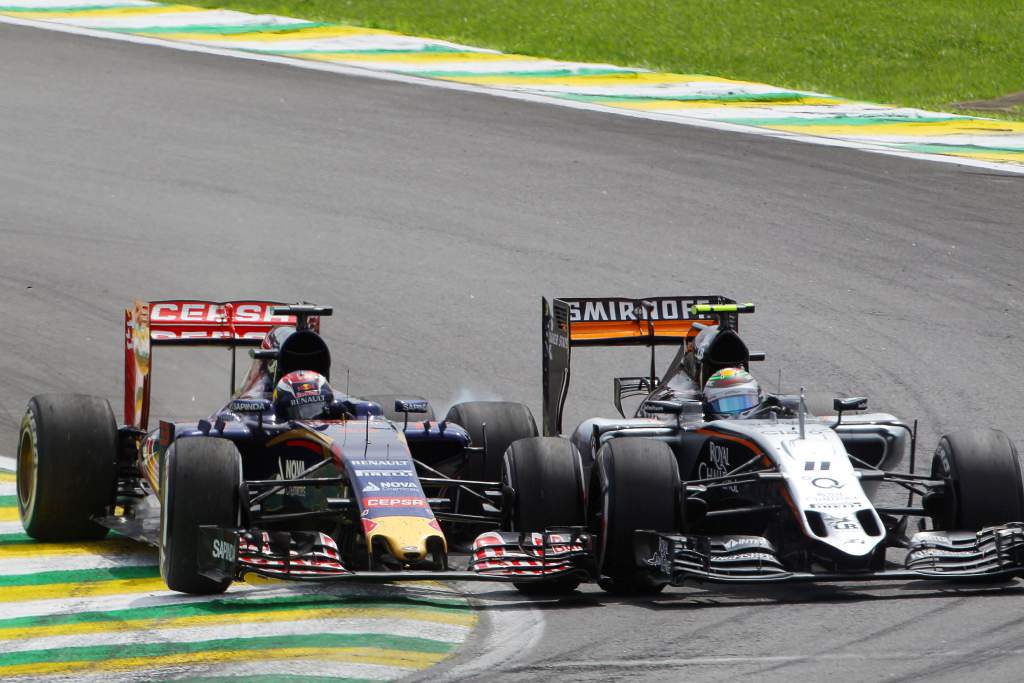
[16,300,591,595]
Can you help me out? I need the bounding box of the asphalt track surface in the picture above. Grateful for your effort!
[2,21,1024,682]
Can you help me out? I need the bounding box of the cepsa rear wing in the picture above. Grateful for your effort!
[124,300,319,430]
[541,296,748,436]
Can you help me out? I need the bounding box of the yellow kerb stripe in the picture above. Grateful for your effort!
[0,576,167,603]
[765,119,1024,137]
[0,508,20,522]
[0,646,444,677]
[0,604,475,641]
[172,25,393,42]
[604,96,844,111]
[0,473,15,482]
[0,540,148,558]
[442,72,750,86]
[303,51,534,65]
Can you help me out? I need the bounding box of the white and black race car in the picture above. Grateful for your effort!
[527,295,1024,594]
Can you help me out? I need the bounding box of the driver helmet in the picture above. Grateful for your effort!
[273,370,333,420]
[704,367,761,418]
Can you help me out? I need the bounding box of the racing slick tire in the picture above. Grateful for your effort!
[593,438,679,595]
[502,437,586,595]
[931,429,1024,531]
[446,401,538,483]
[160,437,241,595]
[445,401,539,534]
[17,394,118,541]
[363,394,436,423]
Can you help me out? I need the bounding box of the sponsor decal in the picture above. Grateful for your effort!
[566,298,697,323]
[230,399,268,413]
[544,313,568,360]
[380,481,417,489]
[290,394,325,406]
[212,538,236,562]
[811,477,844,489]
[803,461,832,471]
[698,441,739,493]
[394,399,429,414]
[721,537,774,552]
[355,469,416,477]
[363,497,427,508]
[648,537,672,575]
[349,459,413,466]
[362,481,380,492]
[278,458,305,481]
[823,514,860,531]
[150,302,293,324]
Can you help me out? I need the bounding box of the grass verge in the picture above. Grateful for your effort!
[180,0,1024,119]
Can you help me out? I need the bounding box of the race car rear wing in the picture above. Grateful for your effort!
[541,296,744,435]
[124,300,320,430]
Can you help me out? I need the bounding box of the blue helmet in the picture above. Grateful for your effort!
[704,368,761,418]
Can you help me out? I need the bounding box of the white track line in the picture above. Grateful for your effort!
[0,14,1021,175]
[0,455,16,472]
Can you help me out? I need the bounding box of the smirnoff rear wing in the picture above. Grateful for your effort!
[541,296,753,435]
[124,300,320,430]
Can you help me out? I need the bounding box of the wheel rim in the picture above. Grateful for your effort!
[17,429,36,513]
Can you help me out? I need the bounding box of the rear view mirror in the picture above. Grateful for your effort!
[833,397,868,413]
[644,400,685,415]
[394,399,430,414]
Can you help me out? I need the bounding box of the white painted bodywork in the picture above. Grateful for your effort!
[712,419,886,557]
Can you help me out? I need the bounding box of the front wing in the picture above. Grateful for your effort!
[635,524,1024,584]
[197,526,593,584]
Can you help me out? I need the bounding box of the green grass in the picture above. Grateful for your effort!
[178,0,1024,118]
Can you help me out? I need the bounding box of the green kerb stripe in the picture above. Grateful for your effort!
[0,632,453,667]
[0,496,16,507]
[898,143,1024,155]
[0,593,472,630]
[105,21,324,34]
[0,564,159,587]
[0,533,31,545]
[263,46,472,55]
[556,91,835,103]
[418,67,642,78]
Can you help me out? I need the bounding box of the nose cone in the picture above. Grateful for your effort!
[365,517,446,562]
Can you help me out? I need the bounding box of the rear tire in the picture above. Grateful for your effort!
[362,394,436,423]
[931,429,1024,530]
[446,401,538,483]
[160,437,241,594]
[17,394,118,541]
[445,401,538,537]
[593,438,679,595]
[502,437,586,596]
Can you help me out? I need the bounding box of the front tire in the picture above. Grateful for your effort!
[362,394,436,423]
[160,437,241,594]
[592,438,679,595]
[931,428,1024,530]
[17,394,118,540]
[502,437,586,596]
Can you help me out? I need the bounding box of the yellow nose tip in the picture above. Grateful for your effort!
[366,516,447,563]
